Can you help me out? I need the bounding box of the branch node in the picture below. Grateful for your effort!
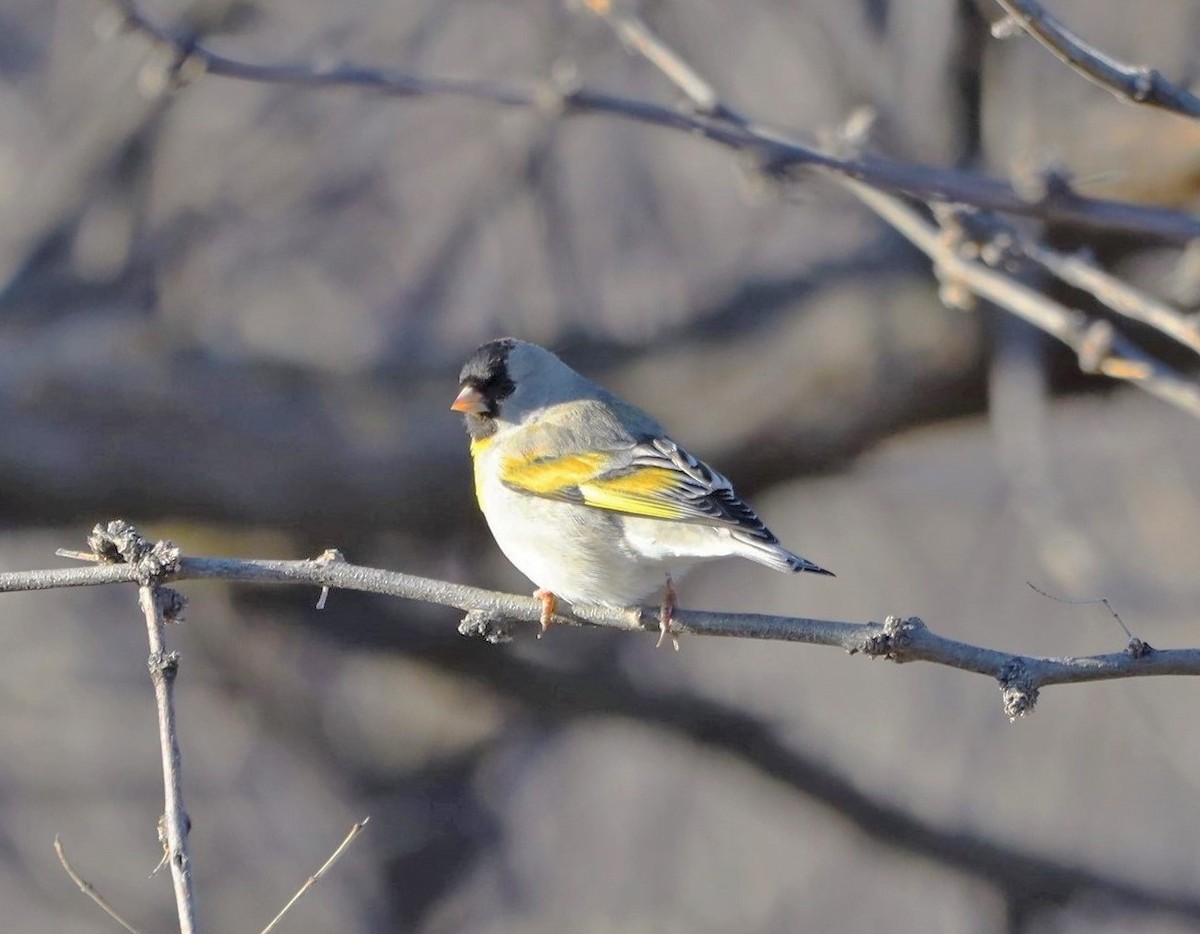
[990,15,1024,40]
[459,610,516,644]
[999,660,1039,719]
[173,51,209,88]
[1131,66,1157,103]
[819,105,878,158]
[858,615,923,659]
[1077,319,1115,374]
[152,811,193,877]
[148,650,180,681]
[86,520,180,584]
[1126,637,1154,659]
[1011,158,1075,205]
[159,587,188,623]
[936,274,978,312]
[934,204,1021,269]
[313,548,346,609]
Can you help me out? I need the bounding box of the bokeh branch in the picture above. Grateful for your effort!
[851,183,1200,419]
[582,1,1200,420]
[97,0,1200,425]
[98,0,1200,242]
[5,523,1200,717]
[993,0,1200,119]
[1023,239,1200,357]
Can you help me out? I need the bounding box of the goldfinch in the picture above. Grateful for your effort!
[451,338,833,647]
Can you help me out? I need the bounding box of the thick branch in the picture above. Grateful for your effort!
[99,0,1200,242]
[3,545,1200,716]
[993,0,1200,119]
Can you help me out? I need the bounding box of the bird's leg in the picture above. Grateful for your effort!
[657,576,680,651]
[533,588,557,637]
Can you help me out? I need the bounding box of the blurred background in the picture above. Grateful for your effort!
[3,0,1200,931]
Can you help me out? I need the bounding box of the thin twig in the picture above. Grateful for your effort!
[993,0,1200,119]
[580,0,729,118]
[4,547,1200,716]
[54,836,147,934]
[96,0,1200,242]
[139,582,198,933]
[258,818,370,934]
[1027,581,1135,641]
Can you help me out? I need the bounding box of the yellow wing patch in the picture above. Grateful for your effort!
[499,447,691,521]
[499,450,613,496]
[577,467,689,519]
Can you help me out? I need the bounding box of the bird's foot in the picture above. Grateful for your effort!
[533,589,557,637]
[657,576,680,651]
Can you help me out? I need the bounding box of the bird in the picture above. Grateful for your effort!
[450,338,833,647]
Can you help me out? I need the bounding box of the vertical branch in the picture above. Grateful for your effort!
[139,581,197,934]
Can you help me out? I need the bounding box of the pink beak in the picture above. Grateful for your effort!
[450,385,488,414]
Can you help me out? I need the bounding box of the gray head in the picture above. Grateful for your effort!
[451,339,599,439]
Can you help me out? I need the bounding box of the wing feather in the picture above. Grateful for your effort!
[498,433,777,543]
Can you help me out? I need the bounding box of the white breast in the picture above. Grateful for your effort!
[473,441,727,606]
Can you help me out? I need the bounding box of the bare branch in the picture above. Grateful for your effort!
[76,521,201,933]
[54,837,146,934]
[5,527,1200,717]
[993,0,1200,119]
[258,818,370,934]
[97,0,1200,242]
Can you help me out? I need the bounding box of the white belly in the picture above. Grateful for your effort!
[476,462,732,606]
